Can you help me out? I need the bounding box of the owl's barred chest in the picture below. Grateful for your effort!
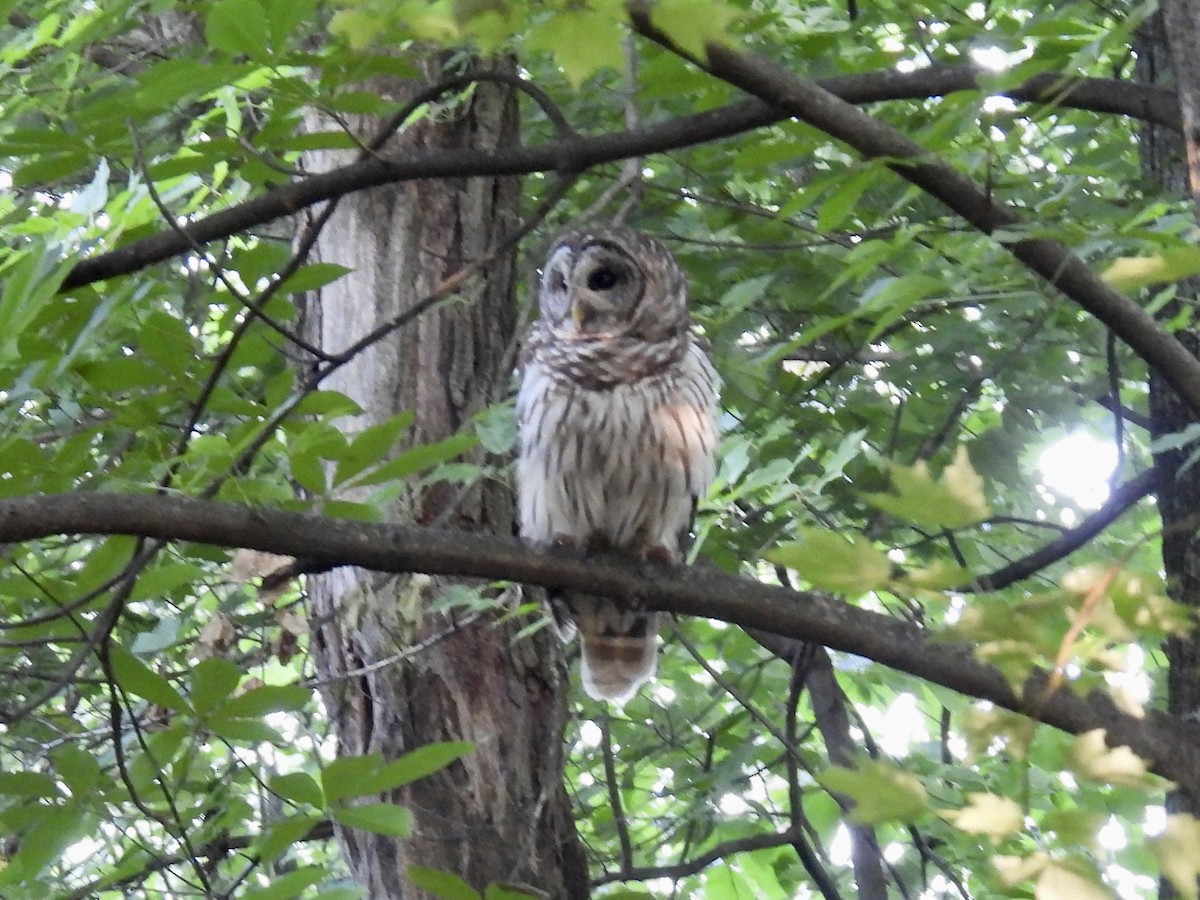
[516,342,718,555]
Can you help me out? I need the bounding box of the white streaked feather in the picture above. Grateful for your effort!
[517,340,718,555]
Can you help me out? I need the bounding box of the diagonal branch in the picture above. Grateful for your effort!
[967,468,1159,592]
[592,826,805,885]
[0,491,1197,799]
[627,10,1200,416]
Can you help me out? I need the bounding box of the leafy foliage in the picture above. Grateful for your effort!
[1,0,1198,897]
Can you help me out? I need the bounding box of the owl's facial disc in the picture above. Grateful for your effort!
[569,251,639,335]
[539,249,573,324]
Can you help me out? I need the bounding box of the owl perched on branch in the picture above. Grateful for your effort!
[517,227,720,703]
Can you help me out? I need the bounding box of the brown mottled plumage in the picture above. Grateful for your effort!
[516,228,719,702]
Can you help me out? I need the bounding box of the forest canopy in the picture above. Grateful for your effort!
[2,0,1200,898]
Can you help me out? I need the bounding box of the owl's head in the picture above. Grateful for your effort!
[538,227,690,343]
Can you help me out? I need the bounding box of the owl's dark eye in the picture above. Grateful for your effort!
[548,270,567,292]
[586,266,619,291]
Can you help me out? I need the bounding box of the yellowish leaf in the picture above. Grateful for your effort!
[941,792,1024,841]
[901,559,974,591]
[962,707,1037,761]
[1150,814,1200,900]
[943,445,989,519]
[1101,246,1200,292]
[866,445,991,529]
[1069,729,1152,788]
[1107,684,1145,719]
[1035,859,1115,900]
[993,852,1048,886]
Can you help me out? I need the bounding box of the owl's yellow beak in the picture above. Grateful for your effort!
[571,298,589,331]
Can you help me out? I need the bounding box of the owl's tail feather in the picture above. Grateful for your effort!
[566,595,660,704]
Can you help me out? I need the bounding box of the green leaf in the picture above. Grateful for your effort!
[347,432,478,487]
[715,274,774,323]
[108,643,189,712]
[407,866,483,900]
[134,58,256,108]
[331,802,414,837]
[130,616,183,655]
[334,411,417,484]
[128,561,204,602]
[0,772,60,799]
[214,684,312,720]
[243,864,325,900]
[322,744,474,804]
[52,745,102,798]
[856,273,944,340]
[766,529,891,593]
[321,754,386,804]
[817,167,877,232]
[260,0,319,49]
[313,890,364,900]
[126,724,188,789]
[278,263,354,294]
[2,806,82,880]
[818,760,928,825]
[357,741,475,796]
[328,8,384,48]
[473,403,516,455]
[0,245,72,355]
[255,813,325,863]
[646,0,740,58]
[1102,246,1200,292]
[74,357,163,391]
[206,0,271,57]
[484,884,542,900]
[270,772,325,808]
[207,716,287,745]
[294,390,364,417]
[190,657,242,716]
[529,10,624,89]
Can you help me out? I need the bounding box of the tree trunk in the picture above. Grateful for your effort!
[297,58,589,899]
[1137,7,1200,897]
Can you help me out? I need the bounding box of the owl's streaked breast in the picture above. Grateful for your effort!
[516,337,719,556]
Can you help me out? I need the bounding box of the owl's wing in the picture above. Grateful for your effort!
[516,322,545,377]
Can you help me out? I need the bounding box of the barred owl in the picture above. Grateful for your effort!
[517,228,720,703]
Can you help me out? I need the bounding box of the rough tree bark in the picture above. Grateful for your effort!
[297,58,589,899]
[1137,6,1200,897]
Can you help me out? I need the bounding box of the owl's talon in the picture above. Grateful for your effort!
[547,534,584,558]
[640,545,676,567]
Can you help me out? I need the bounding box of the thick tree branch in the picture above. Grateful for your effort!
[1162,0,1200,213]
[59,66,1176,293]
[1,492,1197,799]
[626,14,1200,416]
[59,100,785,291]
